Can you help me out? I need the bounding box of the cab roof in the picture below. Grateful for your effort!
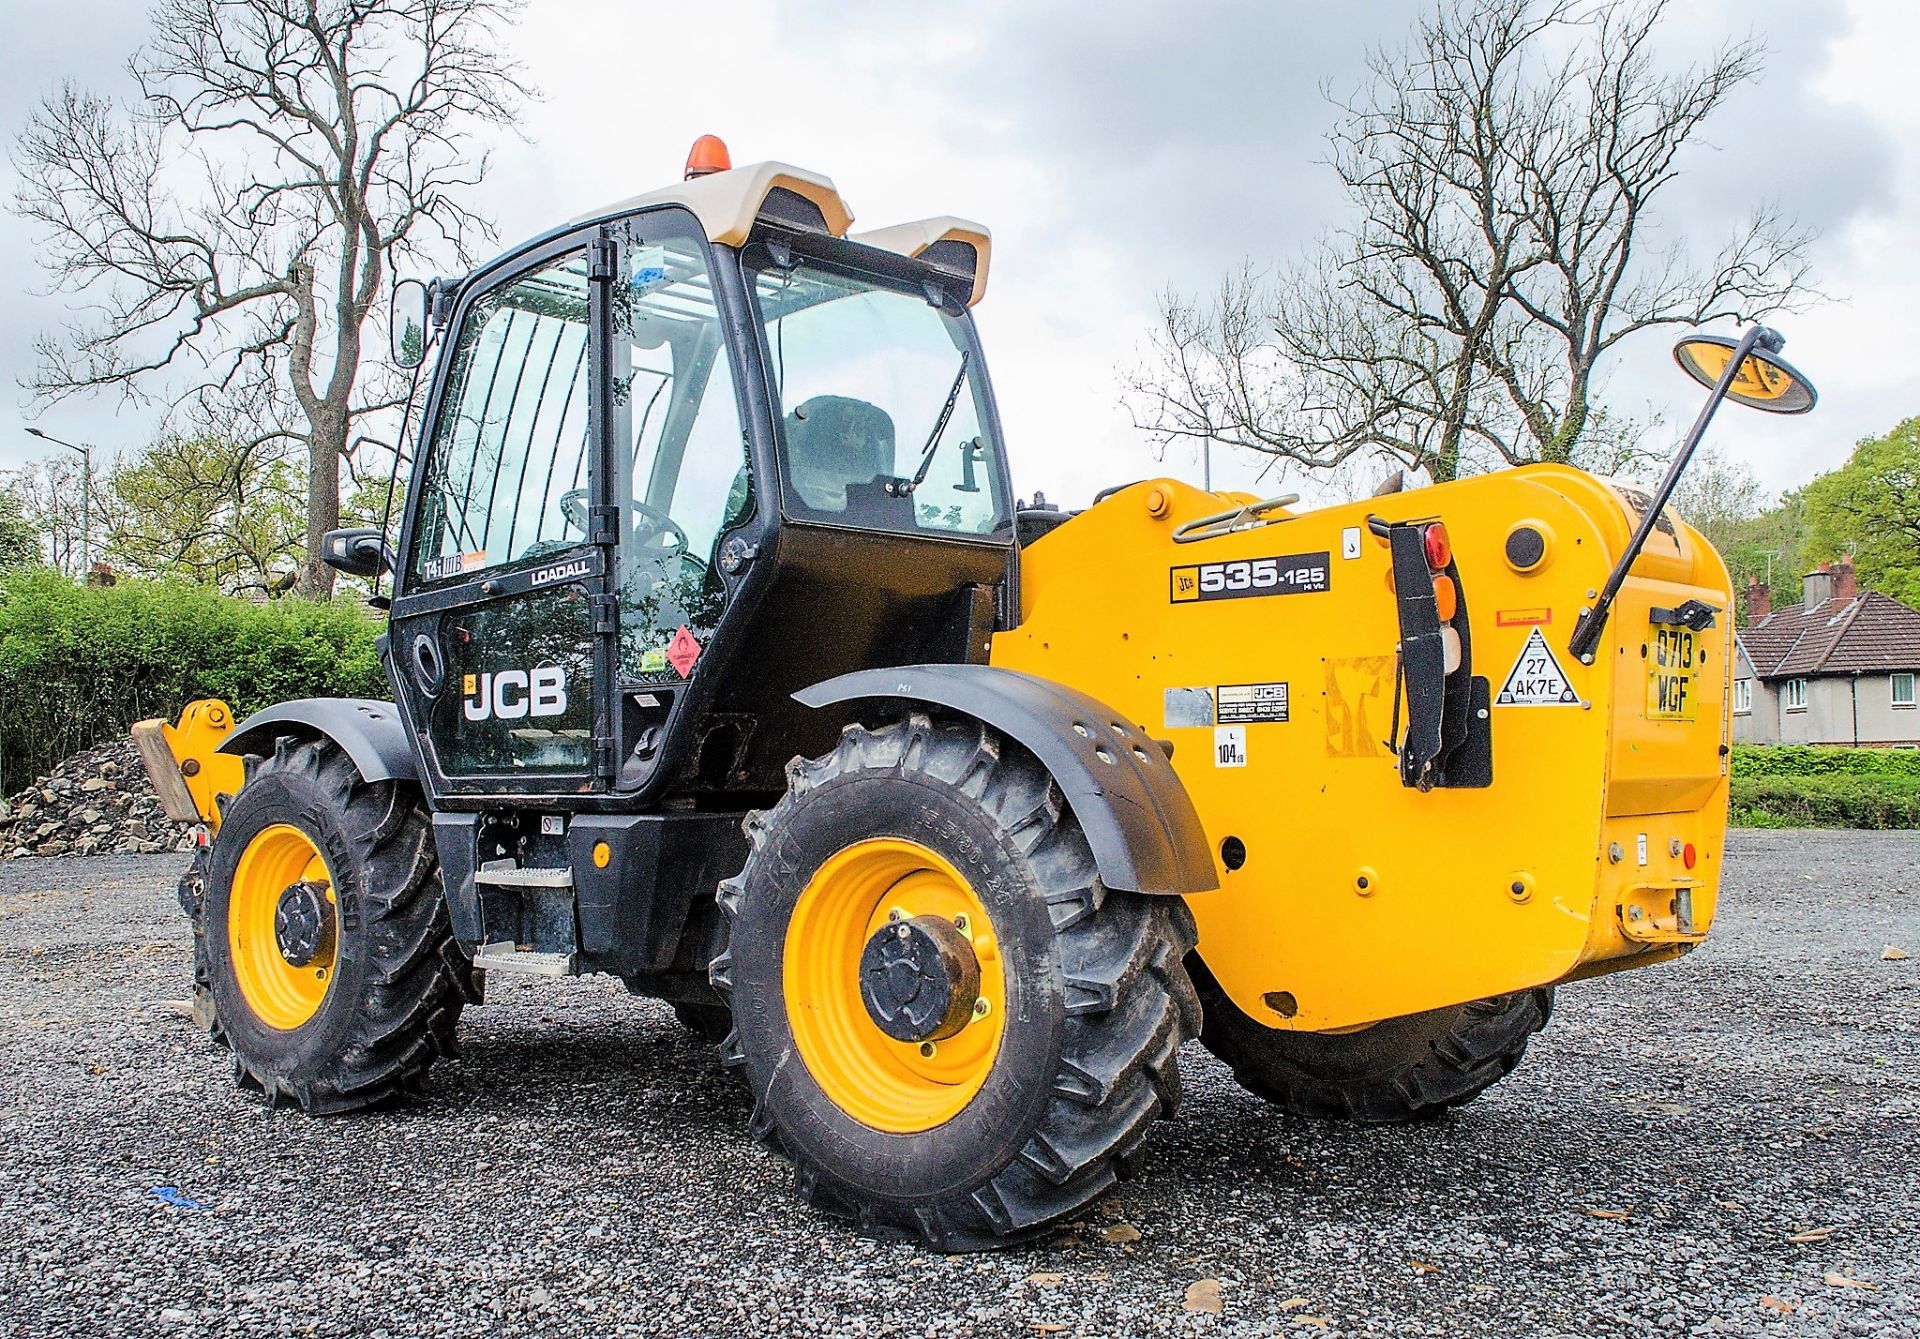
[570,160,991,307]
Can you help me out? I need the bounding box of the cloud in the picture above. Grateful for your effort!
[0,0,1908,511]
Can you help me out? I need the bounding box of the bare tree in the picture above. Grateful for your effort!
[1130,0,1813,484]
[13,0,529,594]
[5,457,103,577]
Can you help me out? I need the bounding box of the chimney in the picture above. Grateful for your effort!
[1834,555,1858,602]
[1803,562,1834,609]
[1743,577,1771,623]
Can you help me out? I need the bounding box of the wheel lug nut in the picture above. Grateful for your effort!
[972,997,990,1019]
[953,914,970,933]
[918,1041,937,1058]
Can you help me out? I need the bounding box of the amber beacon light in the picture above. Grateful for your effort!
[684,134,731,179]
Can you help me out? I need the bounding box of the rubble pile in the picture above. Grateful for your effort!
[0,737,198,858]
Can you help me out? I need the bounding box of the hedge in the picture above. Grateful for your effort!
[1729,745,1920,828]
[0,568,384,794]
[6,568,1918,830]
[1730,744,1920,782]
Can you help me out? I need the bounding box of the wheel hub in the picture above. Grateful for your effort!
[273,880,334,968]
[859,914,981,1043]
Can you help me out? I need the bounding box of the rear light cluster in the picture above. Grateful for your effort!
[1423,523,1463,675]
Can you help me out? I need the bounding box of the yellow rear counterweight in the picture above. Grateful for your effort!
[991,465,1732,1032]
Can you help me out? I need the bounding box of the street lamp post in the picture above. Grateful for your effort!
[22,427,93,577]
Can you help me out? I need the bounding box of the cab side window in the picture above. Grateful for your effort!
[614,229,752,682]
[408,251,593,585]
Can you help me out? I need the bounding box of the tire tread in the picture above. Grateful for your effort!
[713,714,1199,1249]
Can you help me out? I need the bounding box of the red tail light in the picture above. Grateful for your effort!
[1422,522,1452,571]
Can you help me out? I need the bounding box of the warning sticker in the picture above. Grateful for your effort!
[1213,725,1247,767]
[1496,627,1579,706]
[666,624,702,678]
[1217,682,1289,724]
[423,550,487,582]
[1163,687,1214,729]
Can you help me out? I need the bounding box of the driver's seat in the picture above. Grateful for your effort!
[785,395,895,511]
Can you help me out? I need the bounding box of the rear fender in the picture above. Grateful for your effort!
[795,665,1218,897]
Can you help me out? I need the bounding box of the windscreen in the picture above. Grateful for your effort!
[751,261,1009,540]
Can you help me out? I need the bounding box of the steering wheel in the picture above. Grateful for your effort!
[558,488,689,556]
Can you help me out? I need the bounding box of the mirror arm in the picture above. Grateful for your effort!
[1567,324,1776,666]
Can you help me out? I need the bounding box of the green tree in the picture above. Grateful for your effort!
[1673,447,1763,561]
[1719,491,1807,619]
[1668,446,1817,620]
[99,433,308,595]
[1802,416,1920,608]
[0,483,44,569]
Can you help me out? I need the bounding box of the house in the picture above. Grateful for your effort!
[1733,557,1920,747]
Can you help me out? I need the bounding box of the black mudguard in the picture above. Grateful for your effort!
[218,698,416,782]
[795,665,1219,897]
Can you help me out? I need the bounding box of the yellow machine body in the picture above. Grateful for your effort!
[991,464,1733,1033]
[131,697,244,833]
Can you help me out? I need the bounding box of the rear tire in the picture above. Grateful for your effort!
[197,737,476,1113]
[713,714,1200,1250]
[1191,956,1551,1123]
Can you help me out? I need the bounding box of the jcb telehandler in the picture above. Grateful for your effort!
[136,137,1816,1249]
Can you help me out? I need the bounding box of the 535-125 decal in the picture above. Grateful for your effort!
[1170,551,1330,603]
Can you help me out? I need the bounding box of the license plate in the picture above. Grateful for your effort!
[1647,624,1697,721]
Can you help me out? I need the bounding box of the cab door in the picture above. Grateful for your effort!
[389,230,619,799]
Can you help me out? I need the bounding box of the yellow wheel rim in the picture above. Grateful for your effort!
[228,823,337,1031]
[784,837,1007,1133]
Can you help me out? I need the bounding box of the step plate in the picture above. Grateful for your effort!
[471,942,576,977]
[473,865,575,890]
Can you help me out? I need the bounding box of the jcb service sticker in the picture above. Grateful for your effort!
[1171,551,1330,603]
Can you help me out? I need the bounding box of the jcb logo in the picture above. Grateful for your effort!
[463,667,568,721]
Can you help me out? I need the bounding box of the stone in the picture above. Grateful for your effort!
[3,735,195,861]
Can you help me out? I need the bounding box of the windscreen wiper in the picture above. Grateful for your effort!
[892,352,970,496]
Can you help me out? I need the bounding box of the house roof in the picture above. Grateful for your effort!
[1738,591,1920,679]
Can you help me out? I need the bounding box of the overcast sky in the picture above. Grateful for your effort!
[3,0,1914,509]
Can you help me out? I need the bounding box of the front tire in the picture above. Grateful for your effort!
[1192,957,1551,1123]
[197,737,475,1113]
[713,715,1199,1250]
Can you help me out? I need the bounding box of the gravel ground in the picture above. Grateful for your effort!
[0,830,1914,1338]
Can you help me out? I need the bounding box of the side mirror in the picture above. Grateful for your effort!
[391,277,430,370]
[322,527,395,580]
[1569,325,1817,664]
[1673,333,1817,414]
